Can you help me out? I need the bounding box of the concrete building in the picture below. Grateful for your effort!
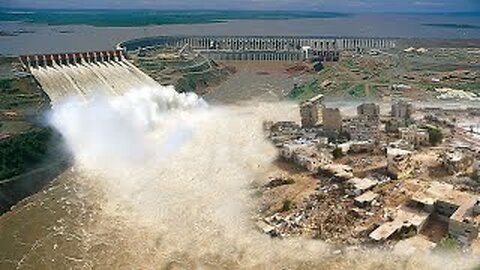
[343,116,380,142]
[354,191,379,208]
[369,206,430,242]
[348,177,379,195]
[299,95,324,128]
[409,182,480,245]
[392,100,413,120]
[439,150,475,176]
[280,144,332,172]
[322,107,342,131]
[357,103,380,121]
[387,148,414,179]
[385,117,408,133]
[398,125,430,148]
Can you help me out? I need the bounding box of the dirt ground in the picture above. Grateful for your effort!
[203,61,314,104]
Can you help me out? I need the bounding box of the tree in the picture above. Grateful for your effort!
[281,199,294,212]
[332,147,344,159]
[427,127,443,146]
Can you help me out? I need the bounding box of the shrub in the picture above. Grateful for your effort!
[281,199,294,212]
[332,147,344,159]
[426,126,443,146]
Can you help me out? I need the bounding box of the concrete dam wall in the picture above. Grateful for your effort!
[21,50,159,104]
[121,36,396,61]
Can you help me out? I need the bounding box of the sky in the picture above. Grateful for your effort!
[1,0,479,12]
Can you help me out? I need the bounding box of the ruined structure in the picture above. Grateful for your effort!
[121,36,397,62]
[392,100,413,120]
[387,148,414,179]
[280,144,332,173]
[322,107,342,131]
[343,117,379,142]
[398,125,430,148]
[357,103,380,121]
[439,150,475,176]
[343,103,380,142]
[299,95,324,128]
[372,182,480,245]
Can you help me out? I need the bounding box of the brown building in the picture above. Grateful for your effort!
[299,94,324,128]
[343,116,380,142]
[357,103,380,121]
[398,125,430,148]
[322,107,342,131]
[392,100,413,120]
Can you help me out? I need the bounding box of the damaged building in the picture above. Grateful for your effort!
[300,94,324,128]
[371,182,480,246]
[280,143,333,172]
[387,148,414,179]
[398,125,430,148]
[322,107,342,131]
[343,103,380,142]
[439,149,475,176]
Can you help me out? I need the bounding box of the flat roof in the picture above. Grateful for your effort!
[355,191,379,203]
[348,177,379,192]
[369,206,430,241]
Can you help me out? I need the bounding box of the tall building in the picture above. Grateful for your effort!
[357,103,380,121]
[299,95,324,128]
[392,100,412,120]
[322,107,342,131]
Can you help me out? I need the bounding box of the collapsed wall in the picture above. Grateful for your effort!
[21,50,159,104]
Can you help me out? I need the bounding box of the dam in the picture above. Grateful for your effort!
[20,50,159,104]
[120,36,397,61]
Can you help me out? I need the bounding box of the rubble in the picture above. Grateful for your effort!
[387,148,414,179]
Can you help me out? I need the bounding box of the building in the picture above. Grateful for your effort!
[409,182,480,245]
[280,144,332,172]
[343,117,380,142]
[322,107,342,131]
[354,191,379,208]
[357,103,380,121]
[369,206,430,242]
[371,182,480,245]
[388,139,414,151]
[299,95,324,128]
[348,177,379,195]
[387,148,414,179]
[391,100,412,120]
[398,125,430,148]
[439,150,475,176]
[349,140,375,153]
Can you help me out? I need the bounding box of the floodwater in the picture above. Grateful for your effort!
[1,14,480,55]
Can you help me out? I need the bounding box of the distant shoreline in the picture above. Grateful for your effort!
[0,10,349,27]
[1,13,480,55]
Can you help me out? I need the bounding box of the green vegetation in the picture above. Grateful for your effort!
[0,79,13,90]
[0,10,348,27]
[0,128,59,180]
[339,81,350,92]
[437,237,461,251]
[281,199,294,212]
[348,83,366,97]
[288,79,322,100]
[332,147,344,159]
[176,74,197,93]
[424,126,443,146]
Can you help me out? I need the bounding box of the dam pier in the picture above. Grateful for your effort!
[121,36,397,61]
[20,50,159,104]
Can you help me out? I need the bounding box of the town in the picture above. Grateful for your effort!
[258,94,480,253]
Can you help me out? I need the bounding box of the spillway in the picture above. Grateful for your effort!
[22,50,159,104]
